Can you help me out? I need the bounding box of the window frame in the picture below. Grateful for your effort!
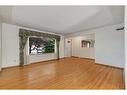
[81,40,94,48]
[29,36,56,55]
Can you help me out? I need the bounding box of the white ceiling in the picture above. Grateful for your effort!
[0,6,124,34]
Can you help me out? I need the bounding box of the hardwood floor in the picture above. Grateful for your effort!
[0,57,125,89]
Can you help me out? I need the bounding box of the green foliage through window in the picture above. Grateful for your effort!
[29,37,55,54]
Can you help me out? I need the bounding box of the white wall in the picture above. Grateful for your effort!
[95,23,124,68]
[2,23,65,68]
[2,23,19,67]
[0,17,2,70]
[59,36,65,58]
[66,23,124,68]
[29,53,57,63]
[65,34,95,59]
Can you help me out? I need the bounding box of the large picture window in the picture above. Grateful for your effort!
[29,37,55,54]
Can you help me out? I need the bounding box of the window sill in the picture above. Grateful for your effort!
[29,52,56,56]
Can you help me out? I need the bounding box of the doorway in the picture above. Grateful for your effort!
[65,39,72,57]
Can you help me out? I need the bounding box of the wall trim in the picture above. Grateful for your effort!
[2,65,20,70]
[71,56,123,69]
[1,57,123,71]
[29,58,58,64]
[1,57,66,70]
[95,63,124,70]
[71,56,95,60]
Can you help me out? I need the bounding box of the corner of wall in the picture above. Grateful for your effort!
[0,16,2,71]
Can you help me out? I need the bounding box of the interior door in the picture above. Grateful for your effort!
[65,39,72,57]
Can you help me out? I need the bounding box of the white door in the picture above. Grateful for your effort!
[65,39,72,57]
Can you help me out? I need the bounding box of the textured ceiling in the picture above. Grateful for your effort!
[0,6,124,34]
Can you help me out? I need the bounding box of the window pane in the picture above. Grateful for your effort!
[29,37,55,54]
[81,40,94,48]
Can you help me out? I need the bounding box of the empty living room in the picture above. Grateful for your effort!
[0,6,127,91]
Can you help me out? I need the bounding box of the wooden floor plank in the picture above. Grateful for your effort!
[0,57,125,89]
